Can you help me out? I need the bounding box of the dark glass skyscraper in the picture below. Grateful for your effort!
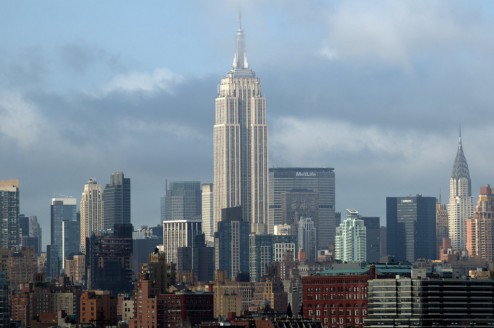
[103,172,131,230]
[386,195,436,262]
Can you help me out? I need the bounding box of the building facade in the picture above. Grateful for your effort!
[269,168,336,251]
[435,199,448,256]
[213,23,268,235]
[448,133,474,252]
[201,183,214,245]
[164,181,201,221]
[0,179,20,249]
[215,207,250,280]
[360,216,380,263]
[163,219,202,264]
[386,195,436,262]
[80,179,104,254]
[103,172,131,230]
[50,197,78,276]
[466,185,494,263]
[335,209,366,263]
[298,217,317,263]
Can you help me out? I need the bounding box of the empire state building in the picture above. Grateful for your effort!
[213,22,268,235]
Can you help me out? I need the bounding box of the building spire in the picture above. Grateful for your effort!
[232,14,248,70]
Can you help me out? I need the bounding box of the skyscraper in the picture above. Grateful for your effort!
[164,181,201,221]
[335,209,367,263]
[387,195,436,262]
[201,183,214,245]
[448,132,474,252]
[103,172,131,230]
[269,168,336,250]
[162,219,202,264]
[80,179,104,254]
[50,197,77,275]
[0,179,19,249]
[213,22,268,235]
[466,185,494,262]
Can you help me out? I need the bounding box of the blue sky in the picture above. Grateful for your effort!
[2,1,494,248]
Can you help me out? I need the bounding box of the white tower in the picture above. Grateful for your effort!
[335,209,367,263]
[448,131,474,252]
[213,20,268,235]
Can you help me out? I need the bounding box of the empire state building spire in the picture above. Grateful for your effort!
[232,15,248,70]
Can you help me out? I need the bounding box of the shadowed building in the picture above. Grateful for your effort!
[103,172,131,231]
[387,195,436,262]
[0,179,20,249]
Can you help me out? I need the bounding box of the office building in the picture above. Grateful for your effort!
[103,172,130,231]
[176,233,214,283]
[466,185,494,263]
[201,183,214,245]
[366,276,494,327]
[86,224,133,294]
[436,199,448,255]
[213,23,268,235]
[164,181,201,222]
[298,217,317,263]
[50,197,77,275]
[0,179,20,249]
[386,195,436,262]
[0,272,8,327]
[163,219,202,264]
[80,179,104,254]
[215,207,250,280]
[360,216,380,263]
[269,168,336,251]
[448,132,474,252]
[80,290,118,327]
[249,234,296,282]
[335,209,366,263]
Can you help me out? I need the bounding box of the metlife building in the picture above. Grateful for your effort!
[269,168,336,251]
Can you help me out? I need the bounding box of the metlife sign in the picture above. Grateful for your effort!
[295,172,317,177]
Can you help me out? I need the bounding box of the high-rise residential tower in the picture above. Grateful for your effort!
[0,179,19,249]
[335,209,367,263]
[466,185,494,263]
[80,179,104,254]
[448,133,474,252]
[213,22,268,235]
[103,172,131,231]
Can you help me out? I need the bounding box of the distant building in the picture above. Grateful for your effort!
[64,253,85,286]
[86,224,133,294]
[249,234,296,282]
[80,179,104,254]
[163,219,202,264]
[360,216,380,263]
[0,272,9,327]
[448,132,474,252]
[436,199,448,256]
[215,207,250,280]
[335,209,366,263]
[103,172,131,230]
[201,183,214,245]
[269,168,336,251]
[386,195,436,262]
[0,179,20,249]
[466,185,494,263]
[176,233,214,283]
[298,217,317,263]
[164,181,201,221]
[50,197,78,276]
[7,247,37,292]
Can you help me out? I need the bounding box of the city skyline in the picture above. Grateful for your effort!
[2,2,494,248]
